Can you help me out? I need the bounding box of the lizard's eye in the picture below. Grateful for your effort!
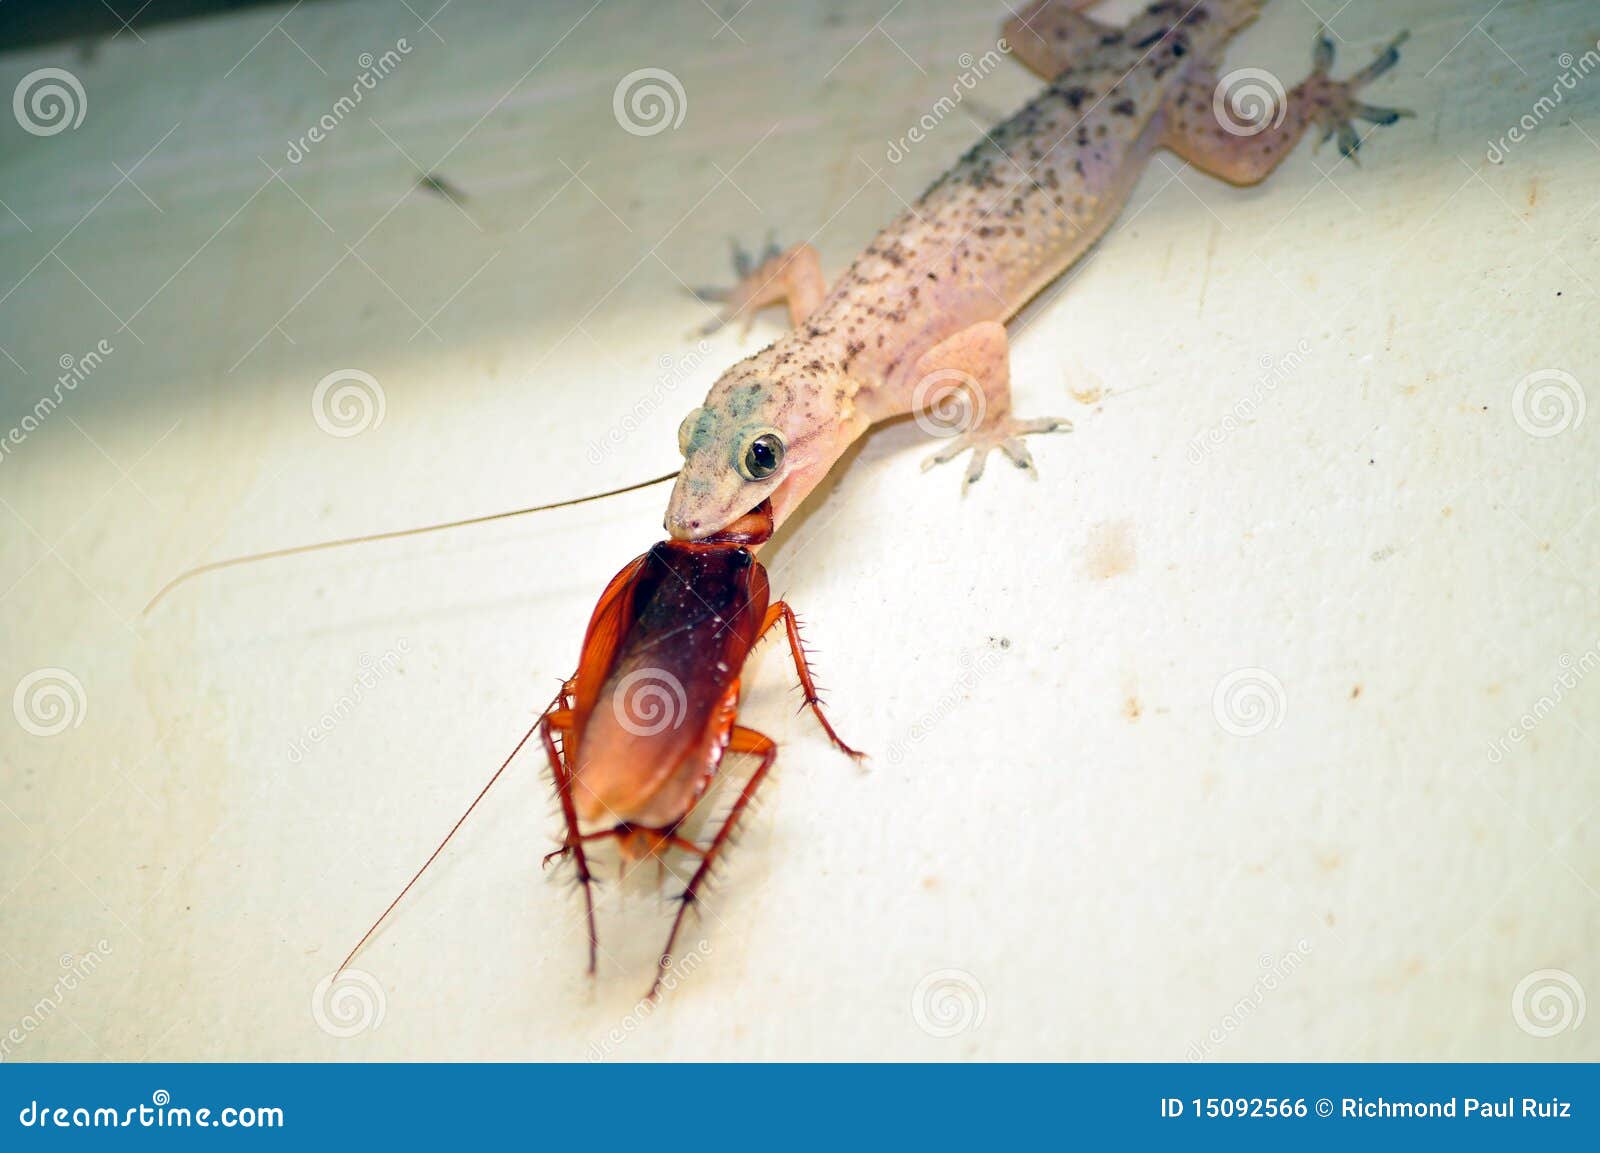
[737,429,785,481]
[677,408,703,457]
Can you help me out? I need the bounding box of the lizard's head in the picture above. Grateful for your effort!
[665,347,856,541]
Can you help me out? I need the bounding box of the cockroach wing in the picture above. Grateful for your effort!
[569,552,651,722]
[569,541,770,829]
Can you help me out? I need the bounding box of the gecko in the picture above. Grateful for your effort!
[663,0,1410,540]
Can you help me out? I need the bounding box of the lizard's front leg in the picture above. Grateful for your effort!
[693,238,826,336]
[1164,26,1411,185]
[900,321,1071,492]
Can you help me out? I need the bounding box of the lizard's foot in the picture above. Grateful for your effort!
[921,414,1071,493]
[1303,26,1412,160]
[688,233,818,337]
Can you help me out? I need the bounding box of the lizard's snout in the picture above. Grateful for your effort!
[663,507,702,540]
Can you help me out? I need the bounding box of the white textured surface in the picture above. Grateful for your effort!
[1,0,1596,1060]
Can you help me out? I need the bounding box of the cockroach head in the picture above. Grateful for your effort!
[665,348,847,541]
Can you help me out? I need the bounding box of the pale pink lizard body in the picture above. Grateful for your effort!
[666,0,1410,540]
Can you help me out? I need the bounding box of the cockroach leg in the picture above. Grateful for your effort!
[761,601,866,760]
[541,705,599,975]
[661,833,708,858]
[650,725,778,1001]
[539,844,574,870]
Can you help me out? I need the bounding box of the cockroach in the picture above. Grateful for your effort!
[148,478,861,1000]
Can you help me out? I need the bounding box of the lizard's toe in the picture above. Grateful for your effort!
[1351,29,1410,86]
[999,436,1037,475]
[1353,101,1412,127]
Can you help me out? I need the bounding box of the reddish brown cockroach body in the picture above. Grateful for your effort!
[149,478,857,1001]
[540,499,861,997]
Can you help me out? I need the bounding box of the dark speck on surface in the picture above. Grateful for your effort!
[418,173,468,204]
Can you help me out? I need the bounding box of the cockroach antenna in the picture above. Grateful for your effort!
[142,468,680,615]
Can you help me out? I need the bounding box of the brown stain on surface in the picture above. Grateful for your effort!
[1085,520,1136,580]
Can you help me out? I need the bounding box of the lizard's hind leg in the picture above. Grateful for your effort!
[1163,25,1411,184]
[1003,0,1119,81]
